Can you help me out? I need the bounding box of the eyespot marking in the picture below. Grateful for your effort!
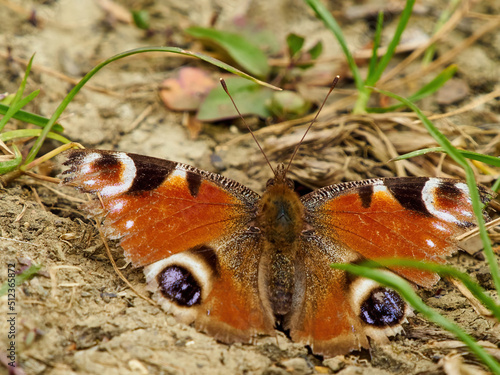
[157,265,202,307]
[80,152,102,174]
[144,246,218,311]
[191,245,219,277]
[99,153,137,197]
[423,178,473,225]
[359,287,405,327]
[93,152,120,169]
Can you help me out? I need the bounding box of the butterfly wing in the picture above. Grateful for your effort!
[286,177,494,356]
[302,177,493,286]
[286,239,373,356]
[62,149,275,342]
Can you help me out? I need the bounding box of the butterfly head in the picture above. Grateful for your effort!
[266,163,294,191]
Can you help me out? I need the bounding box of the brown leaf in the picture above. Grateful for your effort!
[159,67,217,111]
[437,78,470,105]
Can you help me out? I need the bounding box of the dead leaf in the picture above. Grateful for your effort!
[160,67,217,111]
[437,79,470,105]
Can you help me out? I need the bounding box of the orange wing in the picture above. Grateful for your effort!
[63,149,259,266]
[302,177,493,286]
[62,149,275,341]
[286,243,371,356]
[286,177,494,356]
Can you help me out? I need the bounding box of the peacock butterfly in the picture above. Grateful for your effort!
[61,146,496,357]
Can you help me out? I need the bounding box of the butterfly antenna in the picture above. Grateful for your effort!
[284,75,340,176]
[220,79,276,176]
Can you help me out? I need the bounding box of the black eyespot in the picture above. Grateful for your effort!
[360,287,405,327]
[157,265,202,307]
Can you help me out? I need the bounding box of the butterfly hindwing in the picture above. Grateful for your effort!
[144,237,276,343]
[286,237,370,355]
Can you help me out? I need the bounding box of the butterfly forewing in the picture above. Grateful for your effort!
[301,177,494,286]
[63,149,259,266]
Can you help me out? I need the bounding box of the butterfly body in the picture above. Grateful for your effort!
[62,149,495,357]
[256,165,303,316]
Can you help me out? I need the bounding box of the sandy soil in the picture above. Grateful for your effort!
[1,0,499,374]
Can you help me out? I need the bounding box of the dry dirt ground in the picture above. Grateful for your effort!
[1,0,500,374]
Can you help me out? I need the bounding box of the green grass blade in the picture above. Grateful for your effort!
[492,178,500,193]
[366,11,384,82]
[368,65,457,113]
[304,0,363,93]
[392,147,444,160]
[369,65,457,112]
[331,263,500,374]
[0,144,22,174]
[366,0,416,86]
[22,46,281,166]
[0,264,42,297]
[9,89,40,112]
[0,55,35,132]
[404,64,457,102]
[1,129,71,144]
[0,103,64,132]
[394,147,500,167]
[373,87,500,296]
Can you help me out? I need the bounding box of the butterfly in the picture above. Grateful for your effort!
[61,148,495,357]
